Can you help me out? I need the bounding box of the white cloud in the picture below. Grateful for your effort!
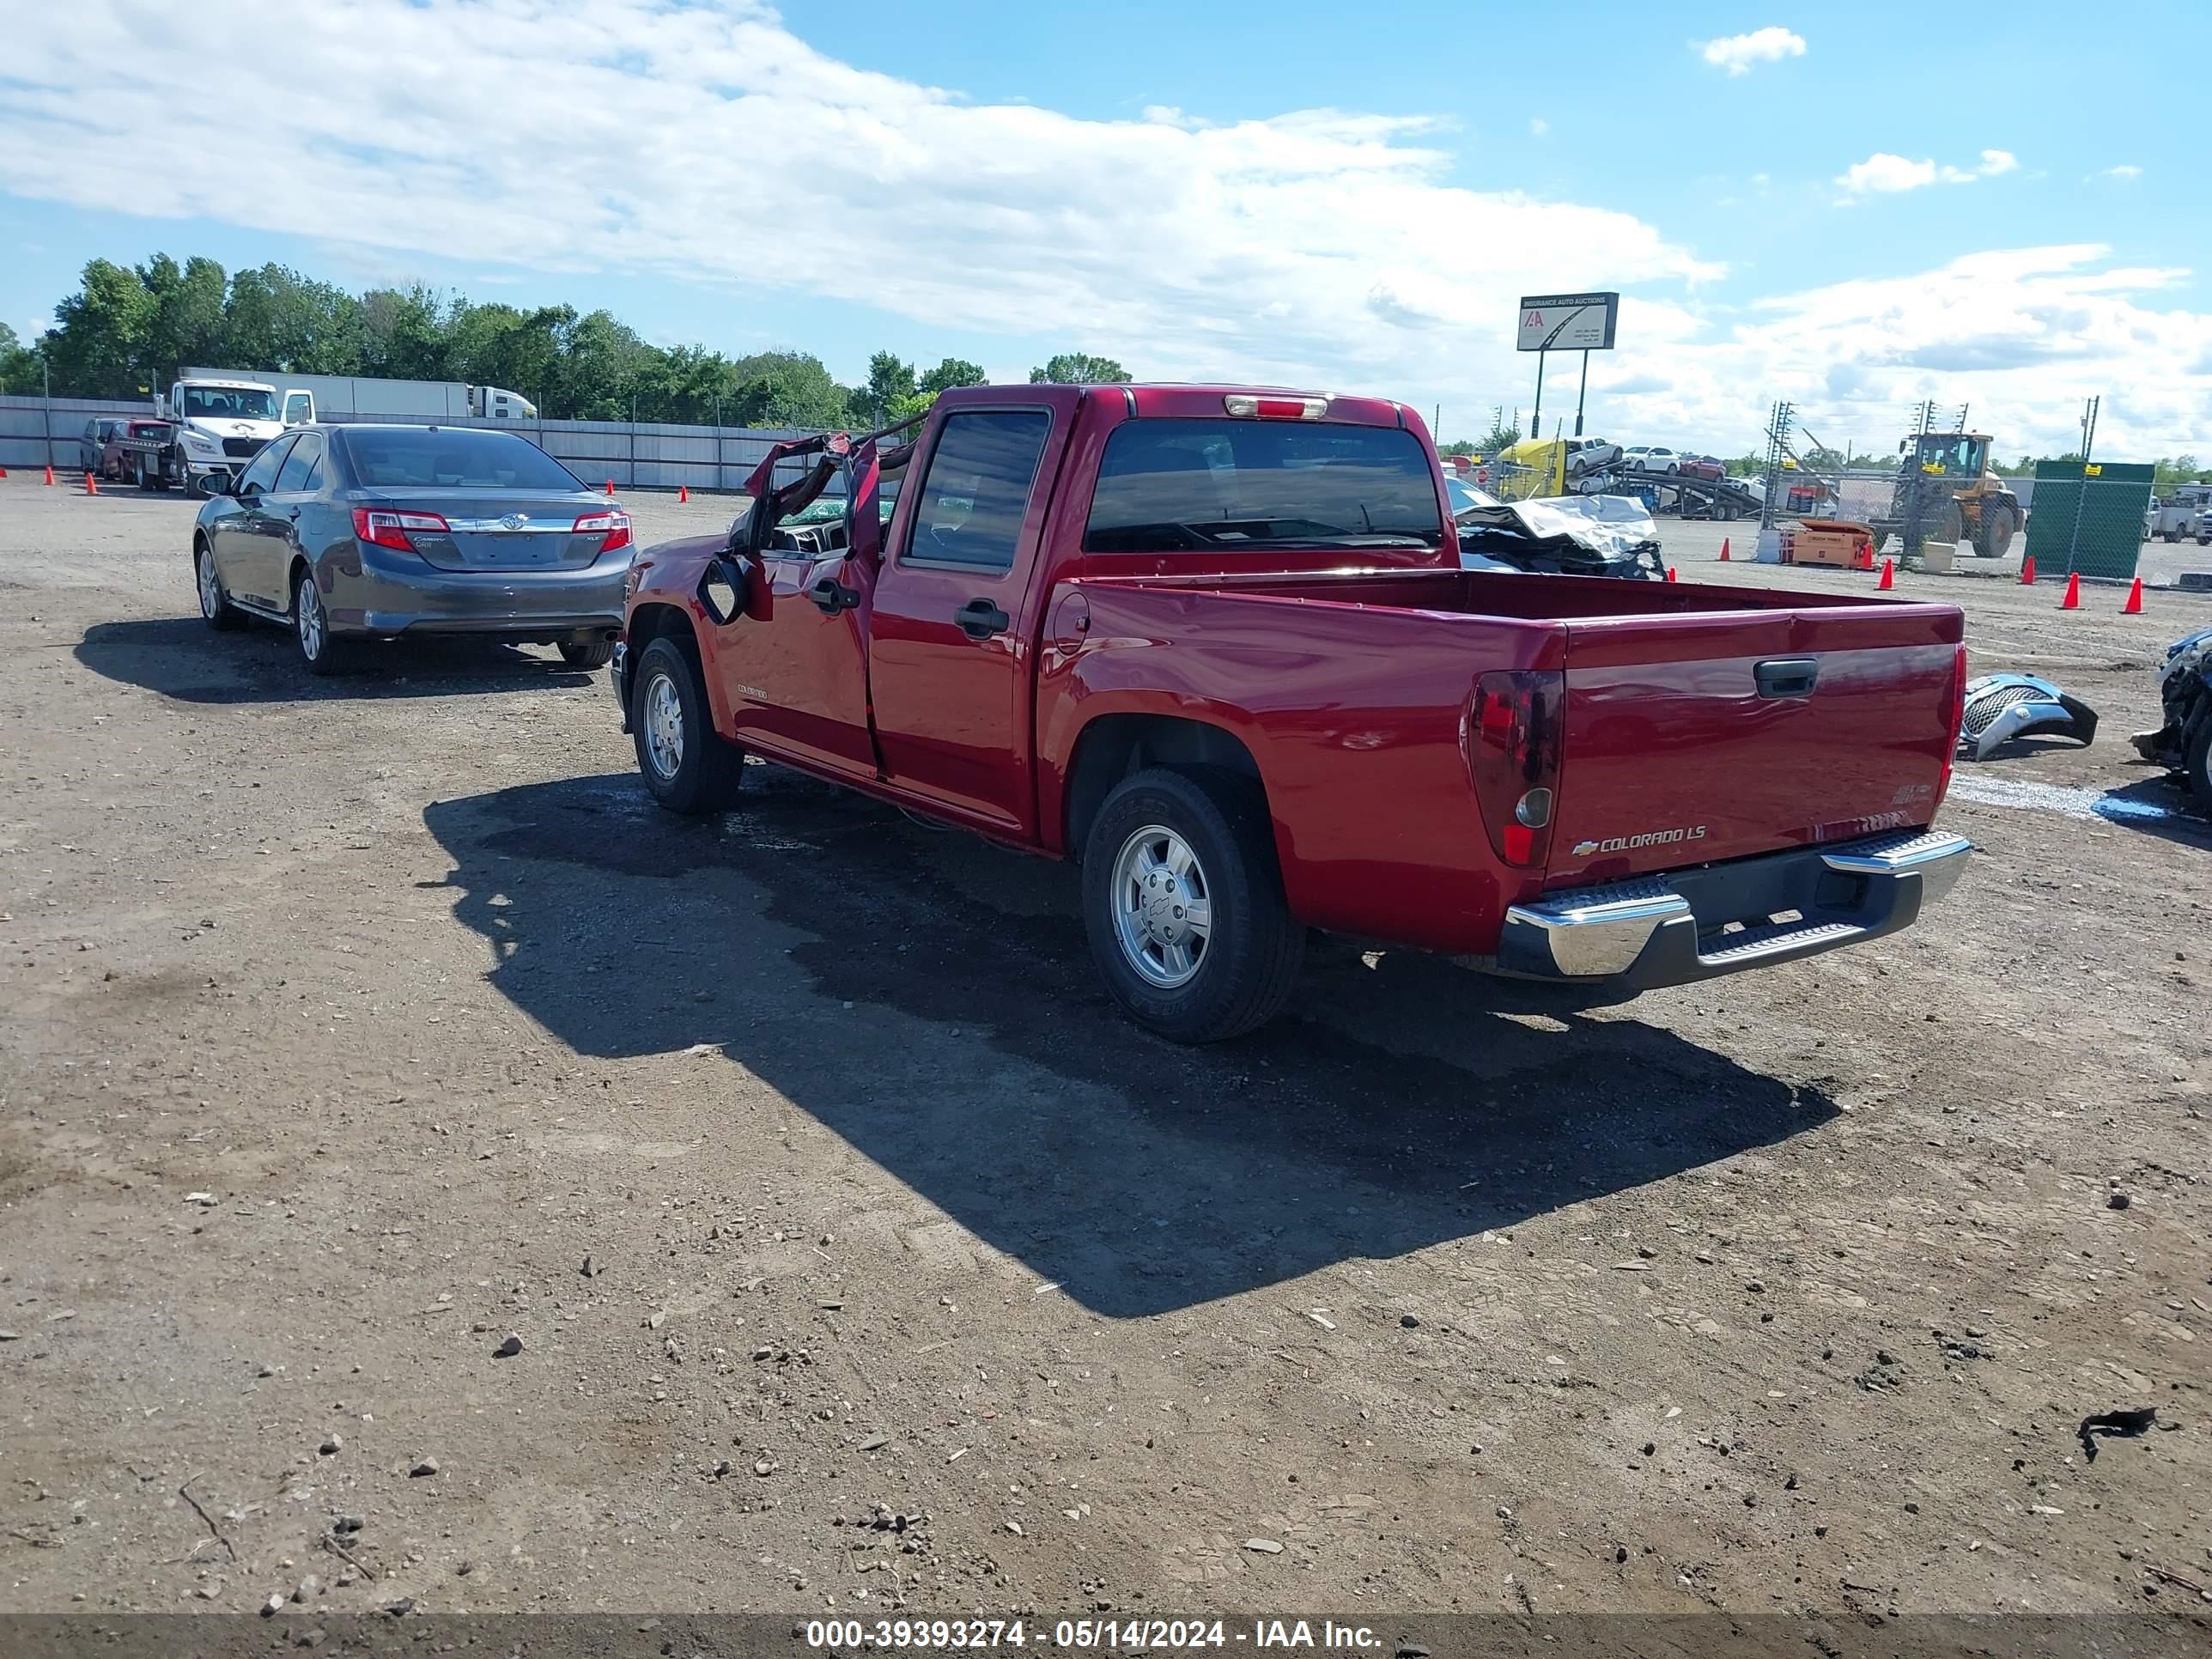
[1836,147,2020,198]
[0,0,1717,406]
[2101,164,2143,180]
[1528,117,1549,137]
[1698,27,1807,76]
[1,3,2204,457]
[1636,246,2212,454]
[1838,153,1940,195]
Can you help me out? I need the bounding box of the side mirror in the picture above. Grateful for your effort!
[699,557,749,626]
[196,472,231,498]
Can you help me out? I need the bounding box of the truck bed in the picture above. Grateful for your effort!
[1042,566,1964,954]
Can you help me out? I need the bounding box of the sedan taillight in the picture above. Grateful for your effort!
[573,508,632,554]
[352,507,451,550]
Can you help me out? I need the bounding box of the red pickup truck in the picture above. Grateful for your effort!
[612,384,1971,1042]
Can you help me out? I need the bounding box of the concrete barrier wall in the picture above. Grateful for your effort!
[0,396,824,492]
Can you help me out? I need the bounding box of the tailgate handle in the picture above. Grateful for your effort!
[1754,658,1820,699]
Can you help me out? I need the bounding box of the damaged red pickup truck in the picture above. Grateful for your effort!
[612,384,1971,1041]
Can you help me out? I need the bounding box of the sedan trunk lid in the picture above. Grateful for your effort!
[362,489,621,572]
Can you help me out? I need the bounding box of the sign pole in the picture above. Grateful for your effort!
[1530,350,1546,447]
[1574,349,1589,437]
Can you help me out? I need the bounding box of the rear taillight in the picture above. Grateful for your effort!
[1936,642,1967,807]
[574,508,632,553]
[1465,669,1565,867]
[351,507,450,550]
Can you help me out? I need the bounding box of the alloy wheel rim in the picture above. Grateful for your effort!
[297,580,325,659]
[197,549,219,617]
[644,672,684,779]
[1109,823,1212,989]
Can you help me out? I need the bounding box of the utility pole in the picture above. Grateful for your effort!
[1573,349,1589,437]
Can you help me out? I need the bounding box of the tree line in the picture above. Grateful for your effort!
[0,253,1129,429]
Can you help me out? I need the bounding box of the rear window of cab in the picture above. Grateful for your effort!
[1085,419,1443,552]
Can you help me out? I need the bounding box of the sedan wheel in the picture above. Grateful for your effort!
[196,543,240,630]
[293,568,344,675]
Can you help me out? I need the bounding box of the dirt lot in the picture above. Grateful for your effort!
[1,479,2208,1626]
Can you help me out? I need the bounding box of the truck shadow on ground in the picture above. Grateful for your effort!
[74,618,598,703]
[422,767,1840,1319]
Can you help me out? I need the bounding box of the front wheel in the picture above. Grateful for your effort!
[1081,767,1304,1042]
[558,638,614,669]
[630,635,744,813]
[1977,505,2014,558]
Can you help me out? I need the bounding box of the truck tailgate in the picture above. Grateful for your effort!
[1547,603,1963,884]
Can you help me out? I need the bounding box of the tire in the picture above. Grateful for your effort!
[2187,722,2212,817]
[1936,500,1964,545]
[292,565,347,676]
[1976,504,2013,558]
[1080,766,1304,1042]
[134,453,151,491]
[2166,530,2182,544]
[629,635,744,814]
[194,538,240,631]
[558,638,615,669]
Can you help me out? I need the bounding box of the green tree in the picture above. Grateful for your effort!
[1028,351,1127,385]
[728,350,853,429]
[919,357,986,396]
[222,264,362,373]
[358,285,452,381]
[45,258,155,397]
[0,323,44,395]
[1480,410,1521,451]
[857,350,916,426]
[135,253,228,385]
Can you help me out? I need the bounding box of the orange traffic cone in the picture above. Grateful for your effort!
[1666,565,1678,582]
[2058,571,2080,610]
[45,465,56,486]
[2019,554,2036,585]
[1718,537,1730,562]
[84,469,98,495]
[678,484,690,504]
[604,478,615,495]
[2122,576,2144,614]
[1875,556,1894,591]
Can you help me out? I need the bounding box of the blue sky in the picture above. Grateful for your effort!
[3,1,2206,455]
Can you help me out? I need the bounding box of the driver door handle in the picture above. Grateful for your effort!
[808,575,858,614]
[955,598,1010,640]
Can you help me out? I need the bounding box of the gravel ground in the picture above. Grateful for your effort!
[1,479,2207,1625]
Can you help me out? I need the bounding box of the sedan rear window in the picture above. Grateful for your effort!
[343,428,583,490]
[1085,419,1443,552]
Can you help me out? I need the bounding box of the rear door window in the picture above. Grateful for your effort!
[276,433,323,492]
[1085,419,1443,551]
[903,410,1053,571]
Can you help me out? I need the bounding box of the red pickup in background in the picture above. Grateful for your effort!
[612,384,1971,1041]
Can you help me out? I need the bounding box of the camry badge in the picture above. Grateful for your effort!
[499,513,529,531]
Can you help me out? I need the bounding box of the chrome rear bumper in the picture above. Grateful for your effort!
[1498,829,1972,988]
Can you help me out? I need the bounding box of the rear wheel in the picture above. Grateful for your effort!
[1081,767,1304,1042]
[1936,499,1964,545]
[2186,723,2212,817]
[292,566,347,676]
[558,638,614,669]
[630,635,744,814]
[195,539,240,631]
